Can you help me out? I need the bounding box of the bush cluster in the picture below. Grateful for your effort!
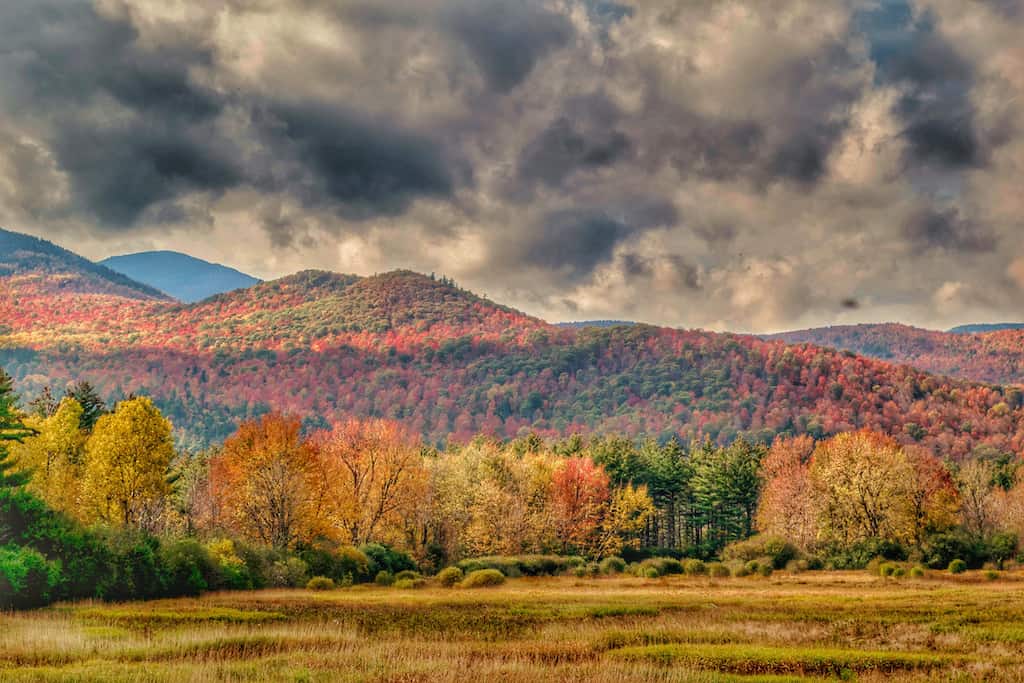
[0,487,426,608]
[461,568,506,588]
[456,555,584,578]
[721,535,798,570]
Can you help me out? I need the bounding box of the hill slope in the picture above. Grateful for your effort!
[1,228,166,299]
[2,227,1024,456]
[100,251,260,302]
[773,323,1024,386]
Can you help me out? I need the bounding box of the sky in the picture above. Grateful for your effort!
[1,0,1022,333]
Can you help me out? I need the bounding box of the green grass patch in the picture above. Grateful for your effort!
[75,607,286,628]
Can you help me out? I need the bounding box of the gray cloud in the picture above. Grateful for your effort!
[0,0,1023,332]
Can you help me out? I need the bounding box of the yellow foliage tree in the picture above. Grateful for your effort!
[808,430,912,546]
[589,483,655,558]
[82,397,174,527]
[11,397,85,516]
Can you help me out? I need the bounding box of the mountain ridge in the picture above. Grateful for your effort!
[2,227,1024,456]
[100,250,261,303]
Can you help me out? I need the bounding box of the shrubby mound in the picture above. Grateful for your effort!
[457,555,583,577]
[599,556,626,574]
[638,557,683,577]
[436,566,463,587]
[306,576,335,591]
[461,569,506,588]
[721,535,797,570]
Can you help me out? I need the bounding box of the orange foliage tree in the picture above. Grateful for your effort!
[209,413,323,549]
[310,418,428,546]
[755,435,816,549]
[551,456,610,553]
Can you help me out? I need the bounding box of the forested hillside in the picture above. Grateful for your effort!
[3,228,1024,456]
[774,324,1024,386]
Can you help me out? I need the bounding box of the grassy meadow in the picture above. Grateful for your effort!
[4,570,1024,682]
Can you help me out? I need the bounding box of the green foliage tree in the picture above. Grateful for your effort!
[0,367,34,487]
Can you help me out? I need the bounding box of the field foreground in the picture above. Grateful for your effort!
[3,572,1024,682]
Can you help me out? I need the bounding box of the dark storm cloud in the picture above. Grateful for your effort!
[516,117,632,190]
[441,0,575,92]
[263,102,460,220]
[526,210,637,280]
[0,0,235,227]
[524,200,677,282]
[859,0,982,168]
[52,121,242,227]
[903,208,997,253]
[1,0,1023,331]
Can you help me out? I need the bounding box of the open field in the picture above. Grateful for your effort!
[4,571,1024,682]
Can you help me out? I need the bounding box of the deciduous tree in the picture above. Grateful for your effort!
[82,397,175,527]
[209,413,321,549]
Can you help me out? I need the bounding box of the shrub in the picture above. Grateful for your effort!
[731,563,751,578]
[878,563,897,577]
[639,557,682,577]
[985,570,1000,581]
[892,567,906,578]
[436,566,463,587]
[987,533,1018,567]
[359,543,416,576]
[786,559,810,573]
[909,566,926,578]
[721,535,798,569]
[456,555,583,578]
[0,546,59,609]
[744,560,761,575]
[206,539,252,590]
[374,570,394,586]
[268,557,309,587]
[923,531,984,570]
[585,562,600,577]
[394,570,421,582]
[824,538,907,570]
[599,556,626,574]
[306,576,335,591]
[642,567,660,579]
[461,568,506,588]
[573,566,587,578]
[948,559,967,575]
[394,578,426,589]
[160,538,218,597]
[682,559,706,576]
[758,563,773,577]
[707,562,730,578]
[299,544,371,584]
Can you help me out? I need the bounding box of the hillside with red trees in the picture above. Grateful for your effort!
[3,228,1024,457]
[774,324,1024,386]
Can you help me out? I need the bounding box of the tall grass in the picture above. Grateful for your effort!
[2,570,1023,681]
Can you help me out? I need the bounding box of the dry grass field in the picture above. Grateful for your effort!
[3,570,1024,682]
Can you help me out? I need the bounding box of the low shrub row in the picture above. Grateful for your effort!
[456,554,584,577]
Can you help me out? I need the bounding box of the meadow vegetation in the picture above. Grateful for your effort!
[5,571,1024,681]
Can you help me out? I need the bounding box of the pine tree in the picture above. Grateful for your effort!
[65,380,106,431]
[0,367,34,486]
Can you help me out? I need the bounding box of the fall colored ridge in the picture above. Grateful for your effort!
[772,323,1024,386]
[2,227,1024,459]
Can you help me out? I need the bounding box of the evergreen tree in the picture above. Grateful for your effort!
[65,381,106,431]
[0,367,34,486]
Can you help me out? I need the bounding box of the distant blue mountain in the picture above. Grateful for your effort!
[948,323,1024,334]
[100,251,260,303]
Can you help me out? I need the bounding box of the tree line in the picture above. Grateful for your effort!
[4,363,1024,608]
